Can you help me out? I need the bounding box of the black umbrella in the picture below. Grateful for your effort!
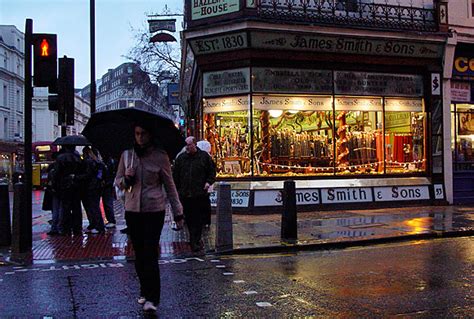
[81,108,185,159]
[53,134,91,146]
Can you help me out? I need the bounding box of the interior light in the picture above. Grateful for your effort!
[288,110,298,114]
[268,110,283,118]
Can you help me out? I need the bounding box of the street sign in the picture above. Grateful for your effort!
[148,19,176,33]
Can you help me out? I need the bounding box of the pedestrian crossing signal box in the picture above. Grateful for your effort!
[33,34,57,91]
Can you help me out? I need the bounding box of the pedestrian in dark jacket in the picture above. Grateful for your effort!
[80,146,105,234]
[54,145,83,235]
[45,151,62,235]
[101,153,117,228]
[173,136,216,252]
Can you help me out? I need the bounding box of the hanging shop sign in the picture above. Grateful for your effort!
[191,0,240,20]
[253,95,333,111]
[190,32,248,55]
[148,19,176,33]
[252,68,332,94]
[210,190,250,207]
[385,98,423,112]
[373,186,430,201]
[251,31,443,58]
[450,82,471,102]
[203,95,249,113]
[335,97,383,111]
[203,68,250,97]
[334,72,424,97]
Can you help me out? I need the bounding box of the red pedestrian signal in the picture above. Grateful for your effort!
[40,39,49,57]
[33,34,57,90]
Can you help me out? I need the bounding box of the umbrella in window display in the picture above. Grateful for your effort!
[53,134,92,146]
[81,108,185,160]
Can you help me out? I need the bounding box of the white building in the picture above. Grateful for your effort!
[32,87,90,142]
[0,25,24,183]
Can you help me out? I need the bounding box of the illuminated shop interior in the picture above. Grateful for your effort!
[451,103,474,170]
[203,95,427,178]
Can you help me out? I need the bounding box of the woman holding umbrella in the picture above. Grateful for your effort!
[115,122,184,312]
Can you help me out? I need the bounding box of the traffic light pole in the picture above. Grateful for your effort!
[18,18,33,257]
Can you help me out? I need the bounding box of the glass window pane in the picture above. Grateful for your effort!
[384,98,426,174]
[454,104,474,170]
[252,95,334,176]
[202,96,251,177]
[334,97,384,175]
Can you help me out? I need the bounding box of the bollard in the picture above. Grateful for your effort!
[11,183,32,255]
[281,180,297,243]
[215,182,233,253]
[0,183,11,246]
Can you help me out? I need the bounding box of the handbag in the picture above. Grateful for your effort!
[115,149,134,202]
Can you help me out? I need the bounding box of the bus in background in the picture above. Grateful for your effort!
[32,141,58,188]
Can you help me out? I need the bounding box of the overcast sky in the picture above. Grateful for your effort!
[0,0,183,88]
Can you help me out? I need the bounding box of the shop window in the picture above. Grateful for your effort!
[452,103,474,170]
[203,96,251,177]
[334,97,383,175]
[384,98,426,174]
[252,95,334,176]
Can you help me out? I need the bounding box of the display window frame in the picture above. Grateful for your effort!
[451,103,474,171]
[202,94,428,179]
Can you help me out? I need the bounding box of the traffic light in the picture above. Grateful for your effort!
[48,94,58,111]
[58,57,75,126]
[32,34,57,90]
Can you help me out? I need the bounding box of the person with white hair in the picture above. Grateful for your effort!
[173,136,216,252]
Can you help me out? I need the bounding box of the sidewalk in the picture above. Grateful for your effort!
[1,190,474,264]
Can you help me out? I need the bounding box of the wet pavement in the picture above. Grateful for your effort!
[0,237,472,317]
[1,190,474,263]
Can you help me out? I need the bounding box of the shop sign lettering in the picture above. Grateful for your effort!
[253,95,333,111]
[433,184,444,200]
[210,190,250,207]
[374,186,430,201]
[450,82,471,102]
[321,187,372,204]
[335,97,383,111]
[190,32,248,55]
[453,56,474,77]
[251,31,442,58]
[385,112,411,128]
[191,0,240,20]
[254,189,320,206]
[203,68,250,97]
[252,67,332,94]
[203,95,249,113]
[385,98,423,112]
[334,71,423,97]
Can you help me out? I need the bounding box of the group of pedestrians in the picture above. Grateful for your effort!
[43,144,117,236]
[44,123,216,313]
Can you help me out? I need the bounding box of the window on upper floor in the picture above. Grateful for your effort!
[2,85,6,107]
[127,66,132,74]
[128,78,133,84]
[16,89,21,111]
[472,0,474,17]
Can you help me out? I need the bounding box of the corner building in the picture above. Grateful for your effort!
[180,0,450,211]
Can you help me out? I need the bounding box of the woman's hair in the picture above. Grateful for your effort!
[132,121,153,135]
[83,146,98,161]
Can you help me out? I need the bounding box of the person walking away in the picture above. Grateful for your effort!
[115,123,184,312]
[54,145,83,235]
[173,136,216,252]
[44,151,62,235]
[79,146,105,234]
[196,140,213,229]
[101,153,117,228]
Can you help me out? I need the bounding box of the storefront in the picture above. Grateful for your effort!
[450,44,474,203]
[182,15,447,211]
[0,141,22,187]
